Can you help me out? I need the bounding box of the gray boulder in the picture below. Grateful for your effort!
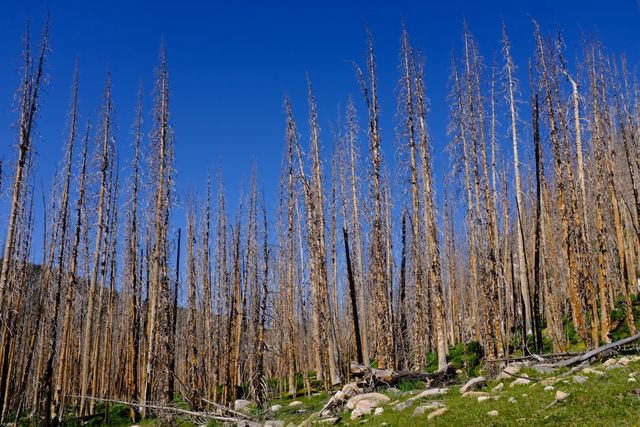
[234,399,253,413]
[459,376,486,394]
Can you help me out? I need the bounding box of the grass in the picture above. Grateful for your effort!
[32,357,639,426]
[265,391,329,425]
[269,358,640,426]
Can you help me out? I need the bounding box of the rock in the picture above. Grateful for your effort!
[238,422,261,427]
[235,399,253,413]
[460,377,486,394]
[264,421,285,427]
[413,388,448,399]
[603,358,617,367]
[629,372,637,378]
[356,400,377,411]
[487,410,499,417]
[350,399,377,419]
[618,357,631,366]
[427,407,448,420]
[631,355,640,362]
[555,390,570,401]
[412,406,427,417]
[544,385,555,391]
[492,382,504,392]
[374,407,384,416]
[497,365,521,380]
[522,393,528,398]
[582,367,605,377]
[509,374,531,387]
[416,402,444,416]
[477,396,490,402]
[393,400,414,411]
[572,375,587,384]
[270,404,283,413]
[412,402,443,417]
[346,392,390,410]
[629,377,637,383]
[455,369,463,375]
[541,377,558,386]
[508,397,517,404]
[350,408,365,420]
[317,418,338,424]
[289,400,303,408]
[462,391,489,398]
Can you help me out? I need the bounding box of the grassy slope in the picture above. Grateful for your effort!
[270,358,640,426]
[52,357,640,426]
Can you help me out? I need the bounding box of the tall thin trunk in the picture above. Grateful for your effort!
[47,64,80,426]
[503,25,532,334]
[79,74,113,417]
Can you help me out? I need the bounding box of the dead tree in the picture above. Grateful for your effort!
[503,24,532,337]
[44,63,80,427]
[125,87,143,421]
[354,32,394,369]
[0,23,48,419]
[79,73,114,417]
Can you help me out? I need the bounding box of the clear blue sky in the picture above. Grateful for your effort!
[1,0,638,261]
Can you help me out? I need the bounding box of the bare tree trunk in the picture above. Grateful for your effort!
[503,25,532,335]
[355,32,393,368]
[46,65,80,426]
[0,24,47,419]
[125,88,143,421]
[345,99,369,365]
[79,74,113,417]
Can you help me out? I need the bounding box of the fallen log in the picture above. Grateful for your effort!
[485,351,584,364]
[551,333,640,368]
[350,362,456,387]
[67,395,246,424]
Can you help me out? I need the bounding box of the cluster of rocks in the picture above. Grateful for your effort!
[390,387,449,420]
[346,392,390,420]
[235,355,639,425]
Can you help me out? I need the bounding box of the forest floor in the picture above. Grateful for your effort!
[252,355,640,426]
[64,354,640,427]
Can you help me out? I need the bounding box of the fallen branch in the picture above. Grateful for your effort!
[485,351,584,363]
[551,333,640,368]
[200,397,251,420]
[67,395,244,423]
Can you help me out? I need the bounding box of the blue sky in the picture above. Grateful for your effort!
[1,0,639,261]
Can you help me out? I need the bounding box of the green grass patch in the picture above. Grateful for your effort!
[267,358,640,426]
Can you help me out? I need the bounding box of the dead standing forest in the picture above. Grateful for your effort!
[0,15,639,426]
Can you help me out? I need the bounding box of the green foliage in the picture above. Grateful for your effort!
[422,351,439,373]
[610,293,640,342]
[396,379,425,392]
[562,315,582,347]
[76,404,134,427]
[172,393,191,410]
[448,341,482,376]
